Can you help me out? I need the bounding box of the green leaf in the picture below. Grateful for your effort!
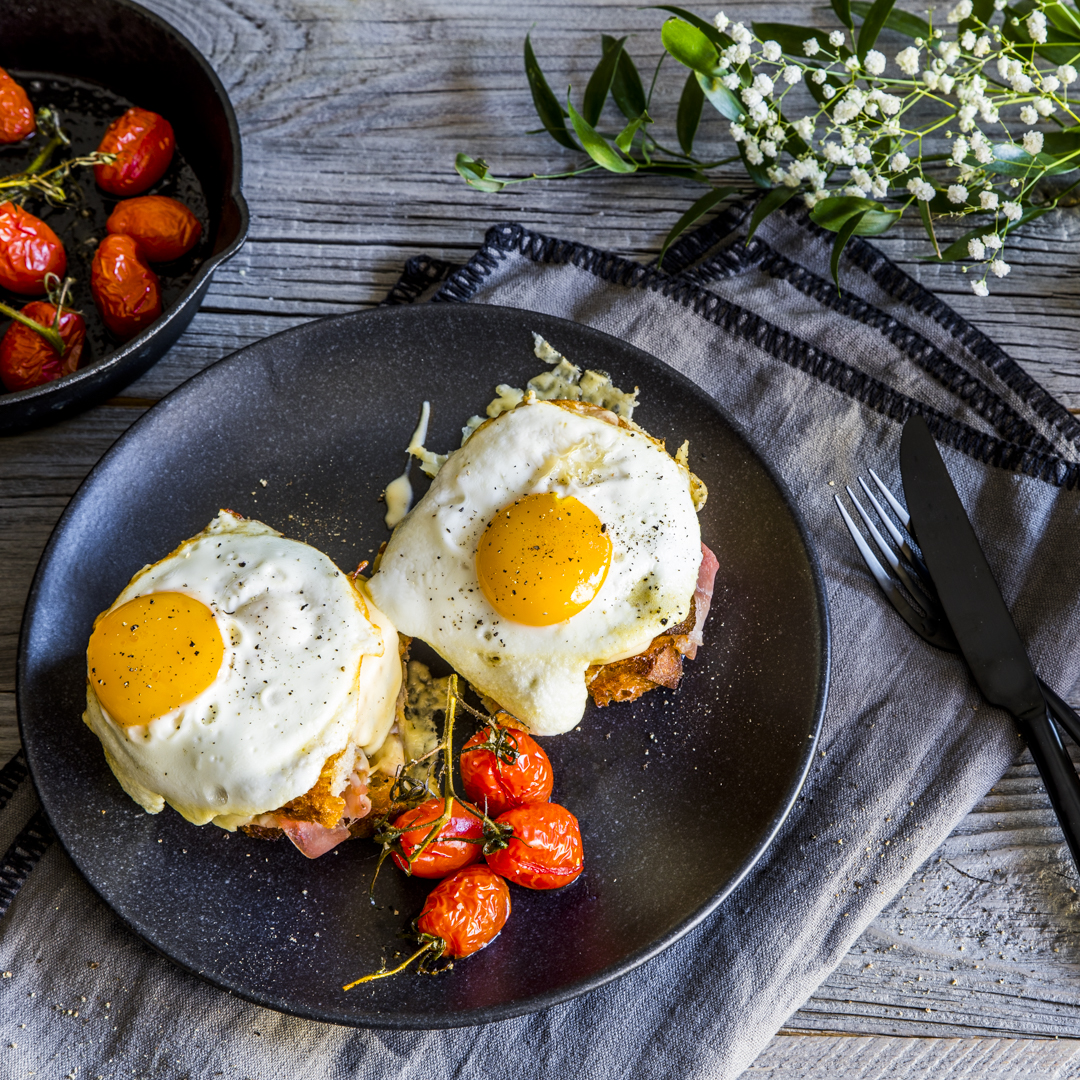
[696,71,744,122]
[850,1,929,38]
[677,71,705,154]
[810,195,889,231]
[1045,1,1080,33]
[652,6,731,47]
[658,185,739,266]
[830,212,865,289]
[566,93,638,173]
[584,36,626,126]
[525,34,579,152]
[933,206,1052,262]
[604,36,648,120]
[856,0,896,61]
[615,112,649,153]
[746,186,797,242]
[661,18,722,76]
[646,162,711,181]
[454,153,506,192]
[985,138,1080,177]
[752,23,852,59]
[918,198,941,258]
[831,0,854,31]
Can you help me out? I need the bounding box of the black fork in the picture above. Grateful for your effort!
[836,468,1080,747]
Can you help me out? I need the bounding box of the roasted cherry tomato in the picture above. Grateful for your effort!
[415,864,511,959]
[91,233,161,339]
[460,714,554,818]
[0,67,35,144]
[105,196,202,262]
[0,202,66,295]
[486,802,584,890]
[390,797,483,879]
[94,107,175,196]
[0,301,85,391]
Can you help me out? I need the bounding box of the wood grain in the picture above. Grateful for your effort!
[3,0,1080,1071]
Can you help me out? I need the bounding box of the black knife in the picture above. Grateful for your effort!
[900,414,1080,873]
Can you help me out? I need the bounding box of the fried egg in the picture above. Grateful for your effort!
[83,510,402,829]
[367,398,702,735]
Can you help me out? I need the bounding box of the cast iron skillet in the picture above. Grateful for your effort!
[18,304,829,1027]
[0,0,249,433]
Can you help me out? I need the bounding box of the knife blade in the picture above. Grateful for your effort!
[900,414,1080,872]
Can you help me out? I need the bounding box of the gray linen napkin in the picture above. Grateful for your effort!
[2,204,1079,1079]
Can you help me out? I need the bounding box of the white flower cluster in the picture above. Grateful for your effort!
[707,1,1078,296]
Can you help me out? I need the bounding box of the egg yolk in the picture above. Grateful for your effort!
[87,592,225,727]
[476,492,612,626]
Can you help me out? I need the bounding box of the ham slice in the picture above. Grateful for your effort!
[679,542,718,660]
[278,817,352,859]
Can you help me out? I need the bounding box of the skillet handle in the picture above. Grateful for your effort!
[1016,702,1080,876]
[1041,678,1080,750]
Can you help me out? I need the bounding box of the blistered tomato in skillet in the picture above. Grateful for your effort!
[105,196,202,262]
[91,233,161,339]
[94,107,175,195]
[0,67,35,143]
[0,300,84,391]
[0,202,67,295]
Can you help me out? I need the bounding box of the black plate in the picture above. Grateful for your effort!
[0,0,249,433]
[18,305,829,1028]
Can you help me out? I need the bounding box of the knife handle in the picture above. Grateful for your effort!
[1041,678,1080,750]
[1016,704,1080,875]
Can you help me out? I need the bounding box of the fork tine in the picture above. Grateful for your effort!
[834,495,939,640]
[845,486,933,611]
[867,468,932,581]
[869,467,910,527]
[857,476,927,581]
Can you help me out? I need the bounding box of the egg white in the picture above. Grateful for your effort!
[368,400,701,735]
[83,511,402,828]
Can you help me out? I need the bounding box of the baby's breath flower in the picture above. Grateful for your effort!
[713,11,730,32]
[973,36,991,57]
[972,279,989,296]
[1023,129,1044,154]
[749,101,769,123]
[1026,11,1048,45]
[865,49,886,76]
[907,177,936,200]
[979,99,1000,124]
[730,22,752,45]
[961,30,976,50]
[1019,105,1038,125]
[852,143,873,164]
[762,40,782,63]
[923,70,940,90]
[845,55,862,72]
[897,47,921,76]
[812,68,828,85]
[968,237,986,259]
[1035,97,1055,116]
[881,117,902,136]
[990,258,1011,277]
[940,41,961,67]
[829,30,845,47]
[980,190,999,210]
[958,103,977,130]
[851,167,872,189]
[983,233,1002,250]
[722,73,741,90]
[1010,72,1034,94]
[782,65,802,85]
[1059,64,1078,86]
[761,140,778,158]
[975,143,994,164]
[1042,75,1060,93]
[745,140,764,165]
[729,123,747,142]
[891,151,911,171]
[844,184,867,198]
[730,43,752,65]
[823,142,847,164]
[871,176,888,198]
[939,74,956,95]
[741,86,763,107]
[947,184,968,203]
[766,124,784,141]
[1002,200,1023,221]
[752,73,774,96]
[953,136,969,160]
[822,83,836,99]
[876,92,901,116]
[803,38,821,57]
[947,0,973,22]
[793,115,815,140]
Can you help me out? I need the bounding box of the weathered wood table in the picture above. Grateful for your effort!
[3,1,1080,1074]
